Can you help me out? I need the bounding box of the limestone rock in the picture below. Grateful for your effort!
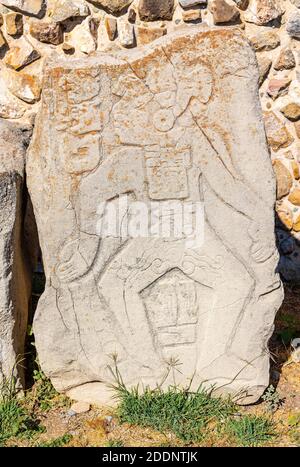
[278,81,300,121]
[118,19,134,47]
[137,25,166,45]
[272,160,293,199]
[232,0,248,9]
[65,17,97,54]
[61,41,75,54]
[6,69,41,103]
[263,111,294,151]
[257,55,272,86]
[288,188,300,205]
[293,214,300,232]
[209,0,240,24]
[104,16,117,41]
[286,11,300,38]
[69,401,91,414]
[244,0,284,25]
[179,0,205,6]
[0,0,45,17]
[0,120,37,387]
[277,206,293,230]
[291,160,300,180]
[5,12,23,35]
[4,36,40,70]
[294,120,300,138]
[128,8,136,23]
[27,28,283,406]
[267,78,290,100]
[182,8,202,22]
[274,47,295,71]
[30,20,63,45]
[0,28,7,50]
[86,0,133,15]
[0,75,26,117]
[249,30,280,51]
[138,0,174,21]
[51,0,90,23]
[280,102,300,121]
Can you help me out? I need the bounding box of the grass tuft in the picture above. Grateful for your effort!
[36,434,72,448]
[106,438,124,447]
[116,384,237,443]
[225,414,276,447]
[0,376,44,446]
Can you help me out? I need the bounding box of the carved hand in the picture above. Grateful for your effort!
[248,221,275,264]
[56,239,89,284]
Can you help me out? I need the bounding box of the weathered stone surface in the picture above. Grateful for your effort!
[128,7,136,23]
[5,11,23,35]
[64,17,97,55]
[232,0,248,9]
[0,28,7,49]
[244,0,283,25]
[288,188,300,205]
[294,120,300,139]
[137,25,166,45]
[179,0,205,6]
[27,28,283,406]
[291,160,300,179]
[182,8,202,22]
[0,120,37,387]
[118,19,134,47]
[6,69,41,103]
[104,16,117,41]
[249,30,280,51]
[286,11,300,39]
[61,41,75,54]
[257,54,272,86]
[209,0,240,24]
[0,75,26,118]
[86,0,133,15]
[277,206,293,230]
[0,0,45,17]
[70,401,90,414]
[291,0,300,7]
[4,36,40,70]
[293,214,300,232]
[30,20,63,45]
[263,111,294,151]
[267,78,290,100]
[280,102,300,121]
[138,0,174,21]
[274,47,295,71]
[272,160,293,199]
[51,0,90,23]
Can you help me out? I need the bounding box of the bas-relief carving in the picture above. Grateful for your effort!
[27,27,283,404]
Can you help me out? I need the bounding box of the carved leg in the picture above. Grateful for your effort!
[98,239,171,374]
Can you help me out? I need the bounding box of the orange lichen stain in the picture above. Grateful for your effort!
[107,169,115,181]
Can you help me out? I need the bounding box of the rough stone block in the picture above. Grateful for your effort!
[27,27,283,405]
[0,120,37,387]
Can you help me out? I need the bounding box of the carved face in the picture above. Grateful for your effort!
[112,59,213,145]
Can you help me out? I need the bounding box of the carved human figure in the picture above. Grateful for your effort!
[28,29,283,402]
[54,44,282,390]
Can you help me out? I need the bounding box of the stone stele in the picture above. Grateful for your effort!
[27,26,283,405]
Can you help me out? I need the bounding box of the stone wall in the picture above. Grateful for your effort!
[0,0,299,279]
